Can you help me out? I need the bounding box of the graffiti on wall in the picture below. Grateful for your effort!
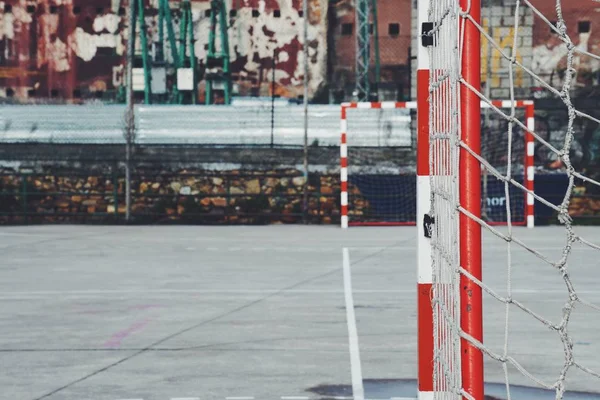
[532,32,600,91]
[480,15,531,97]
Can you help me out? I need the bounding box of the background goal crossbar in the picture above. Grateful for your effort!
[339,101,535,229]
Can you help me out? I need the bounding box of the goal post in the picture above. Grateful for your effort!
[417,0,485,399]
[340,101,420,229]
[417,1,600,400]
[339,101,535,229]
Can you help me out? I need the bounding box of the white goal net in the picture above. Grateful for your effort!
[419,1,600,400]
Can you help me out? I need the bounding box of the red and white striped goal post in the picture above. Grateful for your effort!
[339,100,535,229]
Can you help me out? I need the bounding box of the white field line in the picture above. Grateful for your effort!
[4,245,595,253]
[171,398,200,400]
[114,397,415,400]
[194,246,600,252]
[0,289,407,295]
[343,247,365,400]
[225,397,255,400]
[0,288,597,298]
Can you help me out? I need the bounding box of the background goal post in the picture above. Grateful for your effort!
[339,101,535,229]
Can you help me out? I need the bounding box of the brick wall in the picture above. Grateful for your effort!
[329,0,412,101]
[410,0,600,100]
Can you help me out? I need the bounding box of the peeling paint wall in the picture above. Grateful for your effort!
[2,0,599,103]
[0,0,122,101]
[190,0,328,98]
[0,0,327,102]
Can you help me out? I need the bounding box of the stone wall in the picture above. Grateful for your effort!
[0,166,341,224]
[0,142,422,224]
[1,144,413,224]
[4,138,600,225]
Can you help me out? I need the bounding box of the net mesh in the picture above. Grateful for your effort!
[343,105,528,225]
[344,107,416,224]
[428,1,600,399]
[481,107,528,225]
[428,1,462,399]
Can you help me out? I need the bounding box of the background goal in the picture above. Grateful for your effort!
[339,101,534,228]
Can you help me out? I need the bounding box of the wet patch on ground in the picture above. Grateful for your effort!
[307,379,600,400]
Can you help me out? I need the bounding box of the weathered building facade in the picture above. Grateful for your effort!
[328,0,412,101]
[0,0,599,103]
[409,0,600,99]
[0,0,328,103]
[0,0,129,101]
[530,0,600,94]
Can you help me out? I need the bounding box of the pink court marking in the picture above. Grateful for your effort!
[127,304,163,311]
[104,318,152,348]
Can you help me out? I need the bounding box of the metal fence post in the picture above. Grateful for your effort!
[125,0,136,223]
[113,164,119,219]
[302,0,309,224]
[21,173,28,223]
[226,176,231,223]
[270,48,278,148]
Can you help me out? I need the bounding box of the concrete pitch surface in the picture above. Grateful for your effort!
[0,225,599,400]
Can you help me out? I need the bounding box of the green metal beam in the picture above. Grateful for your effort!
[371,0,380,93]
[218,0,231,104]
[206,0,231,104]
[206,1,217,104]
[162,0,179,66]
[355,0,380,100]
[157,0,164,62]
[355,0,370,101]
[137,0,151,104]
[188,4,197,105]
[178,0,190,104]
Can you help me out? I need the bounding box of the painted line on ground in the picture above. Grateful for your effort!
[112,397,413,400]
[199,246,409,251]
[343,247,365,400]
[171,398,200,400]
[0,289,408,295]
[225,397,255,400]
[104,318,152,348]
[1,288,599,300]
